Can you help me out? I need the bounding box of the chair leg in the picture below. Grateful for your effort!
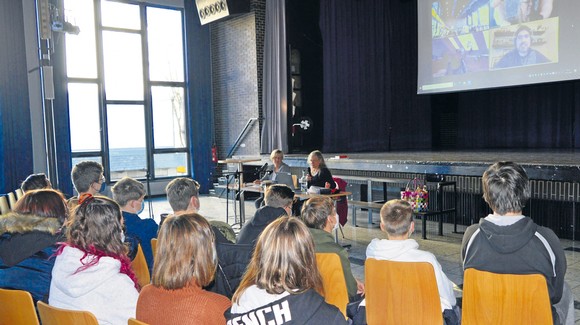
[339,223,346,239]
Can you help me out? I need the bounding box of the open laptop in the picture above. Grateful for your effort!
[272,172,300,191]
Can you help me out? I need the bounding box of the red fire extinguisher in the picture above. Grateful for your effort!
[211,143,218,163]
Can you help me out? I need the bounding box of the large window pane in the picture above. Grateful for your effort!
[64,0,97,78]
[102,31,144,100]
[69,83,101,152]
[107,104,146,179]
[101,0,141,30]
[152,86,186,149]
[154,153,188,178]
[147,8,184,82]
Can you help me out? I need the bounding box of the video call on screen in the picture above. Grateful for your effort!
[417,0,580,94]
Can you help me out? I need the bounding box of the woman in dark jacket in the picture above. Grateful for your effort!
[306,150,336,190]
[0,189,68,302]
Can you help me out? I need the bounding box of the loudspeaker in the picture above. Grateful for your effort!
[195,0,250,25]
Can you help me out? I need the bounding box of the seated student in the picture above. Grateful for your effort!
[68,161,106,209]
[136,213,231,325]
[366,199,459,323]
[237,184,294,245]
[227,217,347,324]
[462,162,572,325]
[165,177,234,243]
[0,189,68,303]
[112,177,158,273]
[49,195,139,325]
[300,197,364,302]
[21,173,52,192]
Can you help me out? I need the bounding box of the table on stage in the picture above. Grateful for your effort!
[218,158,260,226]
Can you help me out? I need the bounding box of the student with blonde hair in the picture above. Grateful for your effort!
[49,195,138,324]
[227,216,347,324]
[136,213,231,324]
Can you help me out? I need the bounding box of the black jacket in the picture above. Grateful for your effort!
[0,213,65,302]
[236,206,287,246]
[226,289,348,325]
[205,241,254,299]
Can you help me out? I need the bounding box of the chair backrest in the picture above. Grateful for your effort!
[365,259,442,325]
[15,188,24,200]
[315,253,349,318]
[0,288,40,325]
[0,195,10,215]
[37,301,98,325]
[128,317,150,325]
[7,192,17,209]
[462,268,552,325]
[150,238,157,262]
[131,244,151,288]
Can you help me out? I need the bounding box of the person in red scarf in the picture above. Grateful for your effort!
[49,194,139,324]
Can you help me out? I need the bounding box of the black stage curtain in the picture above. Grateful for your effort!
[319,0,431,152]
[319,0,580,151]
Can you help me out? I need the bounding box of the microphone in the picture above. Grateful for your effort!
[254,163,269,176]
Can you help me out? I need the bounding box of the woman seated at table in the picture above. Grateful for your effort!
[254,149,290,184]
[306,150,336,190]
[227,216,347,324]
[254,149,291,208]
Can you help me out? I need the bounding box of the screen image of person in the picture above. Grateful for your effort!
[494,24,550,69]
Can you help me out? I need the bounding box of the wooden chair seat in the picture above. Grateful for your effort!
[131,244,151,288]
[129,317,150,325]
[150,238,157,262]
[37,301,98,325]
[365,259,442,325]
[462,268,552,325]
[0,288,40,325]
[315,252,349,318]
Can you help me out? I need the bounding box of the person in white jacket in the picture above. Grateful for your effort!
[49,194,139,325]
[365,199,459,323]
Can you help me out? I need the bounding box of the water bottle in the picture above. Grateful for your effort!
[300,170,308,192]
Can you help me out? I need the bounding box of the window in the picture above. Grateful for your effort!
[64,0,188,182]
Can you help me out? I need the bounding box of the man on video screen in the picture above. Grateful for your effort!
[494,25,549,68]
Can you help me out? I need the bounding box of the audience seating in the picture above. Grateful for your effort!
[0,288,40,325]
[131,244,151,288]
[7,192,17,209]
[15,188,24,200]
[37,301,98,325]
[365,259,442,325]
[315,253,349,318]
[462,268,552,325]
[0,196,10,214]
[150,238,157,262]
[128,318,149,325]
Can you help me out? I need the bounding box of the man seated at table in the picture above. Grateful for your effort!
[236,184,294,246]
[300,196,364,302]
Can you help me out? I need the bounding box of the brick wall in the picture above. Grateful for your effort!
[211,0,266,160]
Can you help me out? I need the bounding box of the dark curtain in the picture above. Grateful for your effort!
[319,0,431,152]
[456,82,579,148]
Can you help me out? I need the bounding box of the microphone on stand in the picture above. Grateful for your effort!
[254,163,269,176]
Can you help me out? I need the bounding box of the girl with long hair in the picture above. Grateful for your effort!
[227,216,347,324]
[49,194,138,324]
[136,212,230,324]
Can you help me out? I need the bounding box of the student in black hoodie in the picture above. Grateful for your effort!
[227,216,347,325]
[461,161,573,325]
[237,184,294,246]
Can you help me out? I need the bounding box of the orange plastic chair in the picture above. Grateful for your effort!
[128,317,150,325]
[0,288,40,325]
[365,259,442,325]
[37,301,98,325]
[150,238,158,262]
[462,268,552,325]
[315,253,349,318]
[131,244,151,288]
